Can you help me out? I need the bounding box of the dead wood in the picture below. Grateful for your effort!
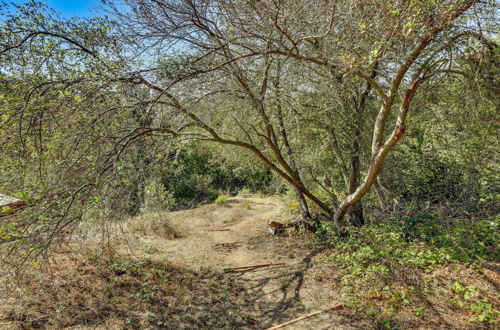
[224,263,285,272]
[266,303,343,329]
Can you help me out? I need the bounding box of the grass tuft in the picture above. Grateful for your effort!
[215,195,229,206]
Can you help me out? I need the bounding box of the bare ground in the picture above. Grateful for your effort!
[115,195,367,329]
[1,195,498,329]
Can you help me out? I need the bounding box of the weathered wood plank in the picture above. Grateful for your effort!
[0,193,26,218]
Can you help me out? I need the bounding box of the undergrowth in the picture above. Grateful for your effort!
[215,194,229,206]
[394,212,499,263]
[127,212,181,239]
[2,252,255,329]
[325,215,499,328]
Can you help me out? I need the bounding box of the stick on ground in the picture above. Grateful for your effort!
[266,303,343,330]
[206,229,231,232]
[224,263,285,271]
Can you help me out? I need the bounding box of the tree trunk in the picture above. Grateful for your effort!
[283,140,310,218]
[295,186,311,218]
[274,64,311,218]
[348,133,364,227]
[333,206,348,235]
[348,202,364,227]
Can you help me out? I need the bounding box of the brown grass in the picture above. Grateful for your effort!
[124,211,182,240]
[1,248,256,329]
[1,195,498,329]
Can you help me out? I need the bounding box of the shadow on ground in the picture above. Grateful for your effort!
[174,245,367,330]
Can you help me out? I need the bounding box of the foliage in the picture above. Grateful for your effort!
[328,225,451,276]
[142,179,176,212]
[384,89,499,217]
[154,143,272,209]
[0,2,498,328]
[0,0,498,263]
[470,299,499,324]
[399,215,499,263]
[215,195,229,206]
[392,150,465,204]
[326,222,499,326]
[100,0,498,231]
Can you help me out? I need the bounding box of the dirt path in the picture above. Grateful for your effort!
[119,195,368,329]
[2,196,497,329]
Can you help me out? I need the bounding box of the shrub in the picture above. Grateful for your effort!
[142,179,175,212]
[215,195,229,206]
[156,143,273,208]
[391,212,499,263]
[383,133,497,216]
[128,213,181,239]
[325,221,499,327]
[239,187,251,195]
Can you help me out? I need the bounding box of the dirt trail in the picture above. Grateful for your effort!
[121,195,367,329]
[167,195,287,269]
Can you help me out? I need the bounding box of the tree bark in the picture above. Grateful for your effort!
[274,61,311,218]
[295,187,311,218]
[347,137,364,227]
[374,177,391,211]
[344,63,378,227]
[280,127,310,218]
[348,203,364,227]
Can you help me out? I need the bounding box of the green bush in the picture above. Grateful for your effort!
[391,212,499,263]
[142,179,175,212]
[215,195,229,206]
[326,222,499,326]
[155,143,273,209]
[239,187,251,195]
[384,130,497,216]
[328,225,452,275]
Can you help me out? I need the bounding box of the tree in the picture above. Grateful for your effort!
[0,2,156,260]
[108,0,496,231]
[0,0,497,260]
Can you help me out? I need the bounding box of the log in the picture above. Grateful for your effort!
[266,303,343,330]
[224,262,285,272]
[206,229,231,232]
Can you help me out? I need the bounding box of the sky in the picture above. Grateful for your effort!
[46,0,99,17]
[11,0,101,17]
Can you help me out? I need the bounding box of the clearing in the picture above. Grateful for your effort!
[1,195,498,329]
[115,194,364,329]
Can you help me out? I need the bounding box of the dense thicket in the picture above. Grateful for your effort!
[0,0,498,261]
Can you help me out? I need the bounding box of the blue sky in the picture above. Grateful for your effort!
[12,0,101,17]
[46,0,99,17]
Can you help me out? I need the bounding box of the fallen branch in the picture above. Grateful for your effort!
[206,229,231,232]
[266,303,343,330]
[224,262,285,272]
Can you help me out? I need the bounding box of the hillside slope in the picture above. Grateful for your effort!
[1,195,498,329]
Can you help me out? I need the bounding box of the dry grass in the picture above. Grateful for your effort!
[0,248,256,329]
[123,211,182,240]
[1,196,498,329]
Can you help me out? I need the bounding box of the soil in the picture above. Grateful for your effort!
[115,195,367,329]
[1,195,497,329]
